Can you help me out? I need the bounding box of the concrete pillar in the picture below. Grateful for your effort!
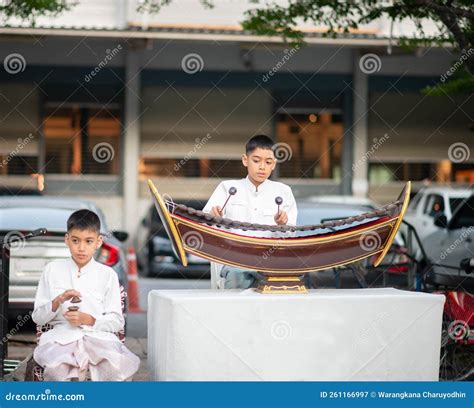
[122,47,141,236]
[351,52,369,197]
[116,0,128,30]
[340,89,353,195]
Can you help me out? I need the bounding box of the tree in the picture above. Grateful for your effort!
[0,0,72,23]
[139,0,474,94]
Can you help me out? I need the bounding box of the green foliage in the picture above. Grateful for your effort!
[422,67,474,95]
[137,0,214,14]
[0,0,74,24]
[240,1,474,94]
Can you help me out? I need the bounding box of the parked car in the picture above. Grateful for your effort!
[296,200,409,283]
[0,197,129,318]
[402,187,473,244]
[136,200,209,278]
[422,195,474,290]
[304,195,376,210]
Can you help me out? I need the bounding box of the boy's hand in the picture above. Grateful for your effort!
[52,289,81,312]
[64,311,96,327]
[211,206,223,217]
[274,210,288,225]
[57,289,81,304]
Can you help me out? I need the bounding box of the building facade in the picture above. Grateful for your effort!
[0,0,472,237]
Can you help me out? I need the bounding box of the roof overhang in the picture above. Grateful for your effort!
[0,26,400,48]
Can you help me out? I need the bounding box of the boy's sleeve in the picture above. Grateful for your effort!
[32,263,60,326]
[88,271,124,333]
[202,181,227,214]
[285,187,298,227]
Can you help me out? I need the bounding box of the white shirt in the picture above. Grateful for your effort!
[202,176,297,288]
[32,258,124,345]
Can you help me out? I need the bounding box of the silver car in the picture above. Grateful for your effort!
[296,200,409,287]
[0,197,129,318]
[402,187,472,244]
[422,195,474,289]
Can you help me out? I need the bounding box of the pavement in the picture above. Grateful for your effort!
[4,335,149,381]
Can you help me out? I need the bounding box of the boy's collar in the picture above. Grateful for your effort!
[69,257,96,274]
[245,175,269,193]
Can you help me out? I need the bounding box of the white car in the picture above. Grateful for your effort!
[422,195,474,289]
[402,187,473,245]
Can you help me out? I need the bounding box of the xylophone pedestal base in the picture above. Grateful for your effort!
[255,275,308,294]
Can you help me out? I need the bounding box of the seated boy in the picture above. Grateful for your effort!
[203,135,297,289]
[32,209,140,381]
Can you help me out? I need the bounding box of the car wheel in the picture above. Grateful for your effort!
[439,314,474,381]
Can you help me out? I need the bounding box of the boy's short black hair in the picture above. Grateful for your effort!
[67,209,101,233]
[245,134,275,155]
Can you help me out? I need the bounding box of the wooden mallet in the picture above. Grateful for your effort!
[275,196,283,217]
[220,186,237,215]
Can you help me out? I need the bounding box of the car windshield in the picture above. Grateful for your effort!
[295,205,376,237]
[408,192,422,210]
[0,207,106,233]
[450,196,474,229]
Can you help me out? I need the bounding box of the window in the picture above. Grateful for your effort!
[450,197,468,214]
[43,105,121,175]
[140,158,246,178]
[0,155,37,175]
[450,196,474,229]
[423,194,444,217]
[408,192,422,211]
[275,111,343,180]
[369,162,474,183]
